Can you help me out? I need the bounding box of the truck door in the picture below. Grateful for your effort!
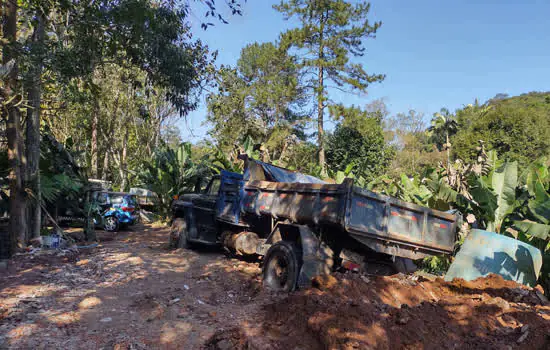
[192,176,221,243]
[216,171,244,225]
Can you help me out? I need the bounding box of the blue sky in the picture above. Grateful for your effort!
[179,0,550,143]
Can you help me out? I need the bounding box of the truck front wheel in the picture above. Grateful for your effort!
[263,241,302,292]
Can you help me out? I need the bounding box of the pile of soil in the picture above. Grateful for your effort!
[208,273,550,350]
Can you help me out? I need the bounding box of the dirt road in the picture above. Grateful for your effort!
[0,224,268,349]
[1,224,549,349]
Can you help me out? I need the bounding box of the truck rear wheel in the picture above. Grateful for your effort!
[263,241,302,292]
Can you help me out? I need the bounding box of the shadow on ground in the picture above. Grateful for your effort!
[1,224,549,350]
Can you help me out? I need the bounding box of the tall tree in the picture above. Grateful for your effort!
[385,109,443,177]
[274,0,385,175]
[326,105,394,181]
[207,41,306,159]
[25,5,46,239]
[0,0,220,249]
[2,0,27,249]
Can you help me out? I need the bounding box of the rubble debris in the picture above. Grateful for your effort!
[168,298,180,305]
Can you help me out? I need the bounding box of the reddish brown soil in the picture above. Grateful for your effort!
[1,224,549,349]
[215,274,550,350]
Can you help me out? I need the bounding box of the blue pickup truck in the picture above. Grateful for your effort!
[170,158,458,291]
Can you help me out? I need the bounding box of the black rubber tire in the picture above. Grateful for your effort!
[170,218,189,249]
[104,216,119,232]
[263,241,302,292]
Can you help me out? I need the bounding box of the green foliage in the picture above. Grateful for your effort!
[284,142,323,177]
[452,93,550,166]
[39,133,85,208]
[207,42,306,158]
[275,0,385,92]
[384,109,444,177]
[138,142,214,212]
[369,149,550,292]
[420,255,452,276]
[53,0,215,115]
[41,174,83,205]
[329,103,384,133]
[208,136,261,173]
[326,122,394,182]
[467,174,498,226]
[275,0,384,170]
[487,161,518,233]
[428,108,458,152]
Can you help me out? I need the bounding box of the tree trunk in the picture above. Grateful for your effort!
[119,125,128,191]
[83,189,97,242]
[3,0,27,249]
[101,152,109,181]
[317,65,325,176]
[153,119,161,151]
[446,131,450,169]
[25,11,46,239]
[317,12,326,177]
[91,101,99,178]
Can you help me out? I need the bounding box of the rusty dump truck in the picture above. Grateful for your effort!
[170,158,459,291]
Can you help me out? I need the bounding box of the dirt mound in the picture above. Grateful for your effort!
[212,273,550,350]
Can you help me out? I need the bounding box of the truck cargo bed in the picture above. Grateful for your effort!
[241,178,457,259]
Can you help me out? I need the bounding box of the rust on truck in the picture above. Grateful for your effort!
[242,174,457,260]
[171,157,459,291]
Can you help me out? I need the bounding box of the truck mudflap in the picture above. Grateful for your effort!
[294,225,334,288]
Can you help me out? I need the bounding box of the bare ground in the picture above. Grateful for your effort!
[1,224,549,350]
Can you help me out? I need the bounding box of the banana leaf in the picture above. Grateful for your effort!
[468,175,497,220]
[488,161,518,232]
[514,220,550,240]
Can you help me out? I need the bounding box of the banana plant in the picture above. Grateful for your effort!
[331,163,367,187]
[486,160,518,233]
[138,142,214,214]
[208,135,263,174]
[512,160,550,242]
[41,173,83,204]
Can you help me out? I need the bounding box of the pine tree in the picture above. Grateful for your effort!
[275,0,385,175]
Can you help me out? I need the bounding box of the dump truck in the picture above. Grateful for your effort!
[170,158,459,291]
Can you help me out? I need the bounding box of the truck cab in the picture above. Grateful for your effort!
[170,171,245,248]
